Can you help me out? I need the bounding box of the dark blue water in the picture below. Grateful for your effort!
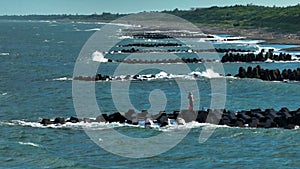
[0,20,300,168]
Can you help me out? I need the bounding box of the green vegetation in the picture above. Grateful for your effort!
[166,4,300,32]
[1,4,299,32]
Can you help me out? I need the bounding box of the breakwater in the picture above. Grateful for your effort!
[108,48,252,54]
[235,65,300,81]
[121,58,204,64]
[41,107,300,129]
[221,49,293,63]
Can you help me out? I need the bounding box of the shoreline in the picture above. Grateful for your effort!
[199,26,300,50]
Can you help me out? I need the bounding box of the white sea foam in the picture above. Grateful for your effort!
[84,28,101,32]
[18,142,41,148]
[265,58,274,63]
[118,35,133,39]
[189,69,222,78]
[155,71,168,79]
[129,69,223,81]
[2,119,230,132]
[52,77,72,81]
[0,53,9,56]
[92,51,108,62]
[264,59,300,63]
[160,121,229,132]
[57,69,223,82]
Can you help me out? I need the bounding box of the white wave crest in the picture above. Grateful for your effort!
[0,53,9,56]
[84,28,101,32]
[200,69,223,78]
[188,69,222,79]
[2,119,229,132]
[67,69,223,82]
[19,142,41,148]
[52,77,72,81]
[92,51,108,62]
[124,69,223,81]
[264,57,300,63]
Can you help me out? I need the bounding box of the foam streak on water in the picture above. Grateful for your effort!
[18,142,41,148]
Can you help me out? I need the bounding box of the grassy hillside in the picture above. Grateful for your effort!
[166,4,300,32]
[1,5,299,32]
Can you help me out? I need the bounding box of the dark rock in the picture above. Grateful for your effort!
[236,119,245,127]
[246,66,253,78]
[249,117,258,128]
[96,114,108,122]
[220,116,231,126]
[173,110,180,119]
[237,67,247,78]
[225,110,237,121]
[206,109,222,124]
[266,108,280,119]
[125,109,135,121]
[178,110,197,123]
[40,107,300,129]
[67,116,80,123]
[108,112,126,123]
[54,117,66,124]
[158,115,169,127]
[284,124,296,129]
[40,118,52,125]
[137,110,148,121]
[235,65,300,82]
[237,111,251,124]
[196,110,208,123]
[83,118,91,123]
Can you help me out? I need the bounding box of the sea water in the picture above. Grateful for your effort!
[0,20,300,168]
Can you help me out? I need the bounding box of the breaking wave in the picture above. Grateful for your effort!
[52,69,224,81]
[84,28,101,32]
[18,142,41,148]
[1,120,228,131]
[92,51,108,62]
[0,53,9,56]
[52,77,72,81]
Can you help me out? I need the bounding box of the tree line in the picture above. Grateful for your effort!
[1,4,299,32]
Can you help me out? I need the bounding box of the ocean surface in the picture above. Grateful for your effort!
[0,20,300,168]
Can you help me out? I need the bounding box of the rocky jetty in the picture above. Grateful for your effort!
[235,65,300,81]
[40,107,300,129]
[108,48,251,54]
[73,74,112,81]
[221,49,293,63]
[73,70,210,82]
[121,58,204,64]
[73,73,154,82]
[117,43,183,47]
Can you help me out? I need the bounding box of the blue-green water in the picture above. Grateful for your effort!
[0,20,300,168]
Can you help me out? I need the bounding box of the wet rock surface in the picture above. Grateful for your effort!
[221,49,293,63]
[235,65,300,81]
[41,107,300,129]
